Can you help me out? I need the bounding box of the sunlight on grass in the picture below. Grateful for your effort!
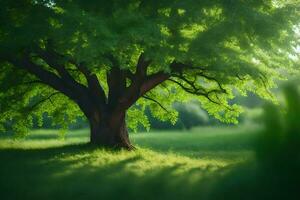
[52,148,229,178]
[0,126,257,200]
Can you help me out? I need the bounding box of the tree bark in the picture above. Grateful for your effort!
[88,111,134,150]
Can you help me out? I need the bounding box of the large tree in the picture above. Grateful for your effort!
[0,0,299,149]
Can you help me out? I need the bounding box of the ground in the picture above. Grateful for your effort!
[0,125,278,200]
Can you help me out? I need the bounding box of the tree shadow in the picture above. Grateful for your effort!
[0,143,223,200]
[2,142,298,200]
[207,160,300,200]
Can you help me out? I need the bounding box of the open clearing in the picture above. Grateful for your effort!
[0,126,259,200]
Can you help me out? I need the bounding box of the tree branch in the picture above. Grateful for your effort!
[168,78,206,96]
[168,78,230,109]
[75,62,107,106]
[140,72,170,96]
[20,80,45,86]
[27,92,61,111]
[37,47,107,108]
[136,53,151,77]
[171,74,206,94]
[194,72,227,93]
[36,49,75,83]
[170,61,207,74]
[142,95,168,112]
[259,73,274,99]
[8,54,95,115]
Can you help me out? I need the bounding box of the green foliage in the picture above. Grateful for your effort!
[127,105,151,132]
[256,82,300,165]
[0,0,299,133]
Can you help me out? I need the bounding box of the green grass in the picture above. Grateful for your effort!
[0,126,259,200]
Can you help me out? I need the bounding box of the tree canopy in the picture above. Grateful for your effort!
[0,0,299,143]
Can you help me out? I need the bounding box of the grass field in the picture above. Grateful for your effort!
[0,125,291,200]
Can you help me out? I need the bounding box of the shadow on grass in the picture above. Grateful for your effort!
[0,144,218,200]
[1,143,299,200]
[208,161,300,200]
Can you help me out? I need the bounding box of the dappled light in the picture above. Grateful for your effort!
[0,131,239,200]
[0,0,299,199]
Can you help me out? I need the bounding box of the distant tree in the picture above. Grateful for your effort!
[145,101,209,130]
[0,0,299,149]
[174,102,209,130]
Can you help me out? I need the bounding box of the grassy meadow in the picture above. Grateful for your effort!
[0,126,263,200]
[1,123,299,200]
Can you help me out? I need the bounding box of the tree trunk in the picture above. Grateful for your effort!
[88,111,134,150]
